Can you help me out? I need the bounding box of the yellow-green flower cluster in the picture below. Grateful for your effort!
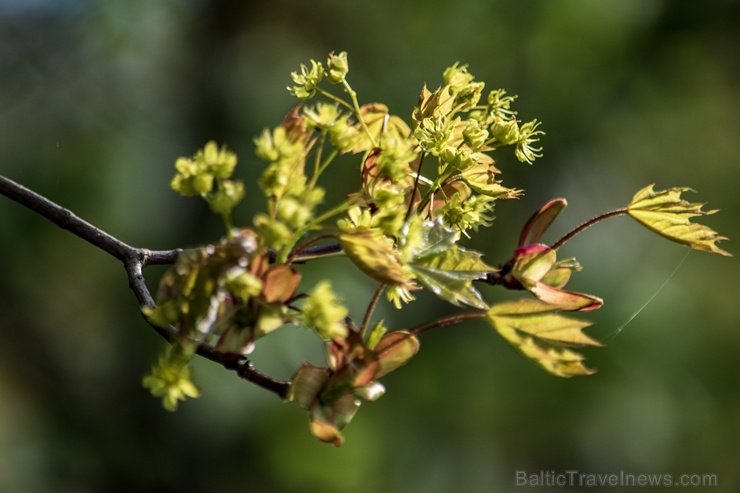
[142,348,200,412]
[325,51,349,84]
[303,102,362,153]
[288,51,349,99]
[376,130,417,183]
[514,119,544,164]
[171,141,245,220]
[438,192,495,235]
[255,126,306,199]
[301,281,349,340]
[254,122,326,251]
[222,266,263,302]
[288,60,323,99]
[443,62,485,111]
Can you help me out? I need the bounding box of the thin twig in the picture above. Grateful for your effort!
[286,234,338,263]
[0,175,179,266]
[0,173,290,399]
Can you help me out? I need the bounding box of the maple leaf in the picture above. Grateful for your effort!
[404,219,492,309]
[486,298,602,377]
[627,184,731,256]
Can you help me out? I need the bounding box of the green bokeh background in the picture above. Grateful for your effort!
[1,1,738,492]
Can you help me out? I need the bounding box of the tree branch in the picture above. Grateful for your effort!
[0,174,290,399]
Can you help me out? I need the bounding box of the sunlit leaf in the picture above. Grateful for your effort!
[527,283,603,312]
[627,184,731,256]
[403,220,491,309]
[511,244,557,284]
[460,161,522,198]
[486,299,602,377]
[403,217,460,261]
[409,263,488,309]
[339,230,412,286]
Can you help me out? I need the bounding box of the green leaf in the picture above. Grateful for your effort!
[404,220,491,309]
[402,217,460,261]
[486,299,602,377]
[409,263,488,309]
[414,251,488,305]
[627,184,731,256]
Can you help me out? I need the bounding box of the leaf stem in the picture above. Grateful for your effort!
[360,283,386,337]
[342,80,377,148]
[308,132,327,189]
[317,87,354,112]
[411,311,486,336]
[551,208,627,250]
[277,195,359,263]
[405,151,426,222]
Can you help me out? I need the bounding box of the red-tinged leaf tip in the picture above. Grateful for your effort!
[519,198,567,248]
[511,244,557,284]
[529,282,604,312]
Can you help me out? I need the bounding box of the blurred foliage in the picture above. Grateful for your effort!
[1,0,738,491]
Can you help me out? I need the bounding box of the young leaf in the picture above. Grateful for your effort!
[518,198,567,248]
[627,184,731,256]
[486,299,602,377]
[401,216,460,262]
[339,230,412,286]
[506,245,602,311]
[460,161,522,199]
[408,263,489,309]
[399,219,492,309]
[373,331,420,378]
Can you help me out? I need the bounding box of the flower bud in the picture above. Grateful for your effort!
[492,119,519,145]
[325,51,349,84]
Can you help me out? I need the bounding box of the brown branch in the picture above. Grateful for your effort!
[0,173,290,399]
